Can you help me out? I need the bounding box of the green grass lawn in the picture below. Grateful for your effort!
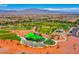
[0,30,10,34]
[4,21,74,34]
[0,30,21,41]
[35,22,73,34]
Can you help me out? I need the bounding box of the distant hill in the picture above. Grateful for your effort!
[0,8,79,14]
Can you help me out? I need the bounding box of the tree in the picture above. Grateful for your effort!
[21,52,26,54]
[73,43,77,50]
[73,43,77,53]
[56,45,60,49]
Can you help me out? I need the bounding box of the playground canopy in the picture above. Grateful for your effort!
[25,32,45,42]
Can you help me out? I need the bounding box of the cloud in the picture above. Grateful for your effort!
[41,8,79,11]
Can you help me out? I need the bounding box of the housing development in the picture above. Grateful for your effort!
[0,4,79,54]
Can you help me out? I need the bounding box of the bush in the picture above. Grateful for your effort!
[44,39,55,45]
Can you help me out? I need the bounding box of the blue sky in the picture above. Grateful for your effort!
[0,4,79,12]
[0,4,79,9]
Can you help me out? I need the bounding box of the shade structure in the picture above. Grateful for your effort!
[25,32,45,42]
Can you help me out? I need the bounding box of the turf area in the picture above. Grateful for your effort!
[0,30,21,41]
[4,21,74,34]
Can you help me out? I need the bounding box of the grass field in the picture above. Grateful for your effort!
[4,21,74,34]
[0,30,21,41]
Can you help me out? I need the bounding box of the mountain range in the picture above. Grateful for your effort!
[0,8,79,14]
